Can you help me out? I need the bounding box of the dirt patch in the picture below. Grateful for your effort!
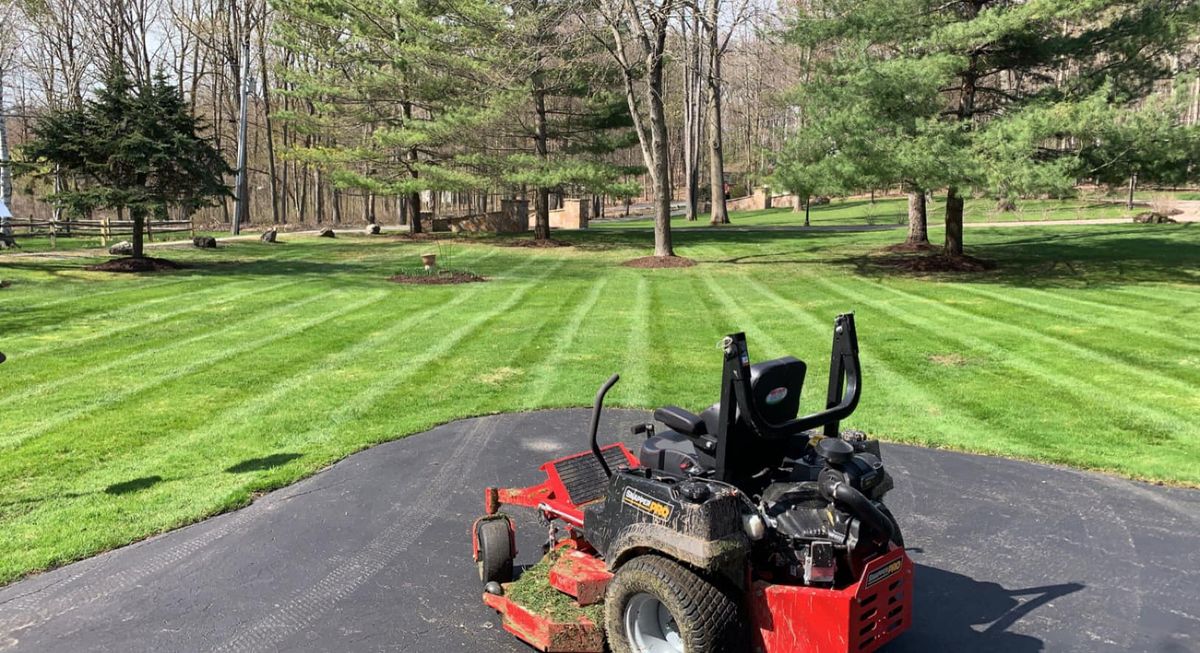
[874,253,995,273]
[499,237,574,248]
[86,257,184,273]
[622,255,697,269]
[929,353,969,367]
[388,270,486,285]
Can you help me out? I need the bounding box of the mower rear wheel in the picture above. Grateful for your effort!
[605,555,740,653]
[475,518,514,585]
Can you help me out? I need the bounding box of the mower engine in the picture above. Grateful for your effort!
[756,433,898,587]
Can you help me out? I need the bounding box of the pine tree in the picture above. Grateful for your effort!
[24,64,230,258]
[484,0,641,239]
[788,0,1200,256]
[274,0,501,233]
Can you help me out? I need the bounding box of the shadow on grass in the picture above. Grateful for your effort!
[226,453,302,474]
[829,225,1200,288]
[890,564,1084,653]
[104,475,165,495]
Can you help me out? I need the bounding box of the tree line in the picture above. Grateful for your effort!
[773,0,1200,255]
[1,0,1197,258]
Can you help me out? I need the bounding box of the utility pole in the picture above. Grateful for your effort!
[232,38,251,235]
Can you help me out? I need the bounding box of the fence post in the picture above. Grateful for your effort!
[101,216,109,247]
[147,218,153,243]
[190,216,195,239]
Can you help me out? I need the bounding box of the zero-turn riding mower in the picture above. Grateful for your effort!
[472,314,912,653]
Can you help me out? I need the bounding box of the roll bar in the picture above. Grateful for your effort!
[589,373,621,478]
[713,314,862,479]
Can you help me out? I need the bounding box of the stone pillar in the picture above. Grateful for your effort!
[558,199,590,229]
[754,186,773,210]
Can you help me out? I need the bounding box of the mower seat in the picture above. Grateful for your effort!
[638,429,714,476]
[654,405,706,435]
[696,356,808,436]
[639,356,807,479]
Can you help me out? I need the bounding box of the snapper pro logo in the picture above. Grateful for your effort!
[622,488,674,520]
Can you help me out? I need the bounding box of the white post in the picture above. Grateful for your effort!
[232,38,251,235]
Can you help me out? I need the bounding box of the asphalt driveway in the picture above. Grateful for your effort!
[0,409,1196,652]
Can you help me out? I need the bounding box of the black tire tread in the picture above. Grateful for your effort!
[477,518,514,584]
[604,555,741,653]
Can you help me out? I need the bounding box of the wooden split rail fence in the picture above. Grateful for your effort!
[2,218,195,247]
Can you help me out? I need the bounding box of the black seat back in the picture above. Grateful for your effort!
[749,357,806,423]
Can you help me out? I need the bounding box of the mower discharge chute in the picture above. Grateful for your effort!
[472,314,913,653]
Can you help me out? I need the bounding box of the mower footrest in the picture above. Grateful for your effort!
[549,550,613,607]
[483,592,604,653]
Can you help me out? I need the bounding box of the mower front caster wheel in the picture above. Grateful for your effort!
[605,555,740,653]
[475,517,514,585]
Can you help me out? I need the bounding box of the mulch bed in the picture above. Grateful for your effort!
[386,232,447,241]
[86,257,184,273]
[622,255,697,269]
[879,241,940,253]
[499,238,574,248]
[388,270,487,285]
[874,252,996,273]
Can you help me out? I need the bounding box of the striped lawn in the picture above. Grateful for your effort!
[0,221,1197,585]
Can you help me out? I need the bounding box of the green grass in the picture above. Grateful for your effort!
[0,218,1198,586]
[598,196,1139,229]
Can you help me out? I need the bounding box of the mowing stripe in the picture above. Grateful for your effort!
[704,270,1019,447]
[812,276,1194,434]
[943,283,1200,355]
[10,278,307,360]
[45,256,561,497]
[0,281,328,408]
[874,282,1199,396]
[3,279,230,345]
[523,276,610,408]
[0,256,524,625]
[3,277,194,313]
[0,291,387,450]
[620,275,652,405]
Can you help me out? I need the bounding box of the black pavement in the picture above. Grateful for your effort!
[0,409,1196,653]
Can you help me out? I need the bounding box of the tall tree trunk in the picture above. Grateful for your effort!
[131,209,145,259]
[403,100,422,234]
[682,10,701,222]
[532,70,551,240]
[945,1,981,257]
[1127,173,1137,210]
[705,0,729,225]
[608,2,674,257]
[906,189,928,245]
[0,68,12,244]
[804,195,810,227]
[945,188,964,256]
[648,53,674,256]
[258,30,280,225]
